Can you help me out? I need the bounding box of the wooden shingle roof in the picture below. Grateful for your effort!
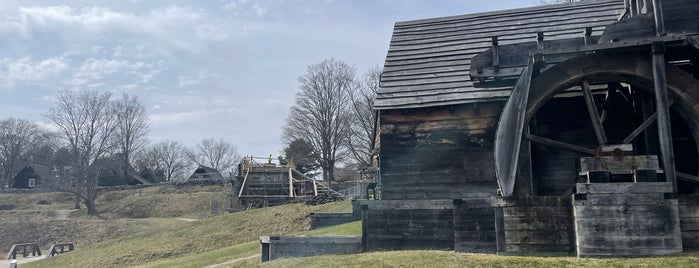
[375,0,624,110]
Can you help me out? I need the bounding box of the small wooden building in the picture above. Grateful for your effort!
[234,156,340,209]
[370,0,699,257]
[12,164,53,189]
[89,158,150,186]
[187,165,226,182]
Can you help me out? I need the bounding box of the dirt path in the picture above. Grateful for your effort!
[203,254,259,268]
[54,209,76,220]
[175,217,197,222]
[0,255,47,266]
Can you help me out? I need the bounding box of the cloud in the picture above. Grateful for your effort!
[0,56,70,88]
[64,58,154,88]
[223,0,271,17]
[177,70,217,88]
[0,5,245,55]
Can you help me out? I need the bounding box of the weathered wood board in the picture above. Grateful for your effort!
[361,200,455,251]
[379,103,501,200]
[497,196,575,254]
[573,186,683,257]
[453,198,497,253]
[679,195,699,249]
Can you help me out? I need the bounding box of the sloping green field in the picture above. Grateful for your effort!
[23,201,351,268]
[8,187,699,268]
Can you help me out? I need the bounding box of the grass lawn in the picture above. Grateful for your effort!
[23,201,352,268]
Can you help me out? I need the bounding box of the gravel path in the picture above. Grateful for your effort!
[203,254,260,268]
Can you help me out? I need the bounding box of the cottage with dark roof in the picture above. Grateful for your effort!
[187,165,225,182]
[12,164,53,189]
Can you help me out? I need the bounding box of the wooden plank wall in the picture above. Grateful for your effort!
[498,196,575,253]
[378,102,501,200]
[679,195,699,249]
[573,183,683,257]
[453,198,496,252]
[361,200,454,251]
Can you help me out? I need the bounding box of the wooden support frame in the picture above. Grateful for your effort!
[524,134,596,155]
[581,80,608,145]
[652,0,666,36]
[652,41,678,195]
[623,97,676,144]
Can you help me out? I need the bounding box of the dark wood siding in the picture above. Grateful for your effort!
[361,200,454,251]
[678,195,699,249]
[454,198,496,253]
[573,183,683,257]
[378,102,502,200]
[498,196,575,253]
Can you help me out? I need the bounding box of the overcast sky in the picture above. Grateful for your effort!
[0,0,536,158]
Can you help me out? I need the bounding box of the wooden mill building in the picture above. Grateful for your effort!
[367,0,699,257]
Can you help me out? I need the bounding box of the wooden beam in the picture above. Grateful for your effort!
[583,27,593,45]
[652,0,666,36]
[524,133,597,155]
[599,84,616,124]
[581,80,608,146]
[623,97,676,144]
[677,172,699,183]
[492,36,500,71]
[494,56,535,197]
[652,41,678,195]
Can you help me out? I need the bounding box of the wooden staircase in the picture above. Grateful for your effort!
[313,181,344,200]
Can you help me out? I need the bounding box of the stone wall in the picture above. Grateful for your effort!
[259,236,361,262]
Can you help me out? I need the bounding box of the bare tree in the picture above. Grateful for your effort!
[282,58,356,185]
[188,137,240,175]
[114,93,149,181]
[0,118,42,189]
[347,66,381,168]
[147,141,190,182]
[45,90,118,215]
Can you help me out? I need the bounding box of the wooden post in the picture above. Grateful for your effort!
[652,41,678,195]
[492,36,500,72]
[583,27,593,45]
[652,0,666,36]
[494,206,506,254]
[629,0,636,17]
[361,205,368,252]
[537,32,544,50]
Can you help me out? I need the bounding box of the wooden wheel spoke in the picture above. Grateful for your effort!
[677,172,699,184]
[599,84,616,124]
[525,133,596,155]
[623,97,676,144]
[581,80,608,145]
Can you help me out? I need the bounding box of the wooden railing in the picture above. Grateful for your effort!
[48,243,75,257]
[6,243,41,260]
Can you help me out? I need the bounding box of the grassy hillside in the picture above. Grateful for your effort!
[0,185,229,255]
[10,187,699,268]
[24,201,352,268]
